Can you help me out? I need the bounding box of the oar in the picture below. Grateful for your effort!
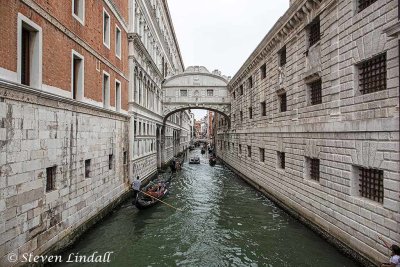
[140,190,182,212]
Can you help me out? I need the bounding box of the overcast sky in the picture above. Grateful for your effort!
[167,0,289,119]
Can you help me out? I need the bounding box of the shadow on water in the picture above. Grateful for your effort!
[54,149,362,267]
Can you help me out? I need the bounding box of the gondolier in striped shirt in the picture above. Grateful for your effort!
[132,176,141,204]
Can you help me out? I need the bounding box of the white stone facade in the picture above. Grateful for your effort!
[216,0,399,265]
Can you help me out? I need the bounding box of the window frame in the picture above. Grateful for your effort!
[71,50,84,101]
[115,79,121,112]
[115,24,122,59]
[103,8,111,49]
[72,0,85,25]
[102,70,110,108]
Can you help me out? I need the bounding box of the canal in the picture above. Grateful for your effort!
[57,149,360,267]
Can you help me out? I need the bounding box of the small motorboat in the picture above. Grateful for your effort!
[189,157,200,164]
[209,157,217,166]
[135,177,171,210]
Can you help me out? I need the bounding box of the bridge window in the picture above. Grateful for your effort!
[261,101,266,116]
[308,79,322,105]
[46,166,57,192]
[358,53,386,95]
[358,0,377,12]
[248,76,253,88]
[279,46,286,67]
[180,89,187,97]
[277,152,285,169]
[207,89,214,96]
[308,16,320,47]
[355,166,383,203]
[260,64,267,80]
[259,148,265,162]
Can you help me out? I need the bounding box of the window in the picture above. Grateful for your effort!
[248,76,253,88]
[46,166,56,192]
[115,25,121,58]
[72,0,85,24]
[358,0,378,12]
[260,148,265,162]
[115,80,121,112]
[103,71,110,108]
[239,144,242,154]
[85,159,91,178]
[240,85,244,95]
[72,51,84,100]
[279,46,287,66]
[307,157,320,181]
[309,79,322,105]
[308,17,320,47]
[103,9,110,48]
[277,152,285,169]
[356,167,384,203]
[233,91,236,99]
[18,14,42,89]
[358,53,386,94]
[249,107,253,119]
[180,89,187,97]
[279,93,287,112]
[261,101,266,116]
[240,111,243,122]
[109,154,114,170]
[123,151,127,165]
[247,146,252,158]
[260,64,267,79]
[207,89,214,96]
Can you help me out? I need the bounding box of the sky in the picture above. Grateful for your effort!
[167,0,289,119]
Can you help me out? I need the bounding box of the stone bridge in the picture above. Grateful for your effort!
[162,66,231,123]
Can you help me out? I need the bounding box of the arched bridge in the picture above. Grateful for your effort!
[162,66,231,123]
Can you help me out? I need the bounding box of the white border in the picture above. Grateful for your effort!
[71,50,85,101]
[115,79,121,112]
[103,8,111,49]
[115,25,121,59]
[17,13,43,90]
[102,70,110,108]
[72,0,85,26]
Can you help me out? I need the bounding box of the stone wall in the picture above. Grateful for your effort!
[0,81,130,266]
[217,0,399,265]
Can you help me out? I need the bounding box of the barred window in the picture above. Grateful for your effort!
[85,159,91,178]
[277,152,285,169]
[248,146,252,158]
[240,85,244,95]
[240,111,243,122]
[260,148,265,162]
[207,89,214,96]
[358,167,384,203]
[307,157,320,181]
[248,76,253,88]
[359,53,386,94]
[308,17,320,47]
[109,154,114,170]
[279,93,287,112]
[239,144,242,154]
[180,89,187,97]
[46,166,56,192]
[358,0,378,12]
[309,79,322,105]
[233,91,236,99]
[279,46,287,66]
[260,64,267,79]
[261,101,266,116]
[123,151,127,165]
[249,107,253,119]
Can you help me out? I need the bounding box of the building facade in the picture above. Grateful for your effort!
[216,0,399,265]
[0,0,190,265]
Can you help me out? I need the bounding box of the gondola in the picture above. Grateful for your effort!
[201,149,206,154]
[189,156,200,164]
[135,176,171,210]
[209,157,216,166]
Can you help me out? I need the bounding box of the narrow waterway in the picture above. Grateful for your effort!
[57,149,360,267]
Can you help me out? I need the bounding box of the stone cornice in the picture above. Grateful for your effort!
[0,80,130,120]
[129,33,163,79]
[229,0,325,89]
[383,20,400,37]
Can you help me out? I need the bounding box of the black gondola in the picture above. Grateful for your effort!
[201,149,206,154]
[209,157,216,166]
[135,176,171,210]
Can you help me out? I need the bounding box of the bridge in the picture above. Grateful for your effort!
[162,66,231,124]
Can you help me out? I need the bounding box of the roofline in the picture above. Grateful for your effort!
[163,72,229,85]
[163,0,185,72]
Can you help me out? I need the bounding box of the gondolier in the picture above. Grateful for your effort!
[132,176,141,203]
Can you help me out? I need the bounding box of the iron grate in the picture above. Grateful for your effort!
[308,17,320,47]
[310,158,320,181]
[280,93,287,112]
[359,53,386,94]
[359,167,384,203]
[358,0,378,11]
[310,79,322,105]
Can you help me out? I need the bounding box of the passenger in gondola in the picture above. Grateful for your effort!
[170,158,176,172]
[132,176,141,204]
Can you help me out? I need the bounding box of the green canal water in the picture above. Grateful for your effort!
[56,149,360,267]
